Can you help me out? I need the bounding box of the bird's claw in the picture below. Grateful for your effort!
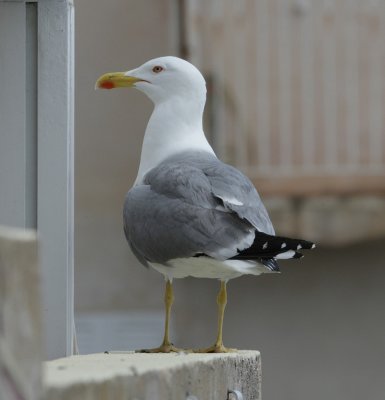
[136,343,190,353]
[193,344,237,353]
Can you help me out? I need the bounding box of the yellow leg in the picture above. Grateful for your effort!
[162,279,173,347]
[194,281,236,353]
[137,280,185,353]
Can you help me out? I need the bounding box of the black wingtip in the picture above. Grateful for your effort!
[292,252,304,259]
[230,232,316,262]
[299,240,316,250]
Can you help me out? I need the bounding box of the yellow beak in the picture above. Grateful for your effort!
[95,72,143,90]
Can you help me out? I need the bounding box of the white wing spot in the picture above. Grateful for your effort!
[281,242,287,248]
[297,244,302,250]
[275,250,295,259]
[263,242,268,249]
[218,195,243,206]
[227,198,243,206]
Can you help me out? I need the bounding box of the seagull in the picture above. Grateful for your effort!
[96,56,315,353]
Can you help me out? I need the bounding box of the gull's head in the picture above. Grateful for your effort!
[95,56,206,104]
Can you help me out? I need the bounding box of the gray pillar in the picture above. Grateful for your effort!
[0,0,75,359]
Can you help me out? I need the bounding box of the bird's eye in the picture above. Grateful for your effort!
[152,66,164,73]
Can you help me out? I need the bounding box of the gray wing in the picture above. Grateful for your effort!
[202,158,274,235]
[123,151,273,265]
[146,151,274,234]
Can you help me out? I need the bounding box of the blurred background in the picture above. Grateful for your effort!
[75,1,385,399]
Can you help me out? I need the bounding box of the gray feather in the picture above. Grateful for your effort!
[123,151,274,264]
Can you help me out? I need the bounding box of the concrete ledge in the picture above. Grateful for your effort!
[0,226,42,400]
[43,351,261,400]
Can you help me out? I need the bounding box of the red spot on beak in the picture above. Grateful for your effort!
[100,81,115,89]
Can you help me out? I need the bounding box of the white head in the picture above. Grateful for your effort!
[96,56,215,183]
[96,56,206,105]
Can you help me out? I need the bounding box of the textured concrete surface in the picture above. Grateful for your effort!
[43,351,261,400]
[0,226,42,400]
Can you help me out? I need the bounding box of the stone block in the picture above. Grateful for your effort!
[43,351,261,400]
[0,226,43,400]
